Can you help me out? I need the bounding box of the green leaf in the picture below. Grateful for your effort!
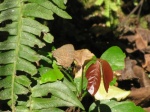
[0,51,15,64]
[31,96,75,109]
[101,46,126,71]
[0,0,18,11]
[52,0,66,9]
[0,88,11,100]
[19,45,40,62]
[17,58,37,76]
[74,76,87,94]
[23,3,54,20]
[109,77,117,86]
[89,100,145,112]
[0,76,12,88]
[22,18,49,36]
[32,108,64,112]
[16,106,29,112]
[0,64,14,76]
[29,0,72,19]
[95,0,104,5]
[14,82,29,95]
[32,81,84,110]
[43,33,54,43]
[15,75,31,87]
[39,66,64,83]
[21,32,45,48]
[0,8,19,22]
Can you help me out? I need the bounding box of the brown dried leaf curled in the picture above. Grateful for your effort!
[74,49,94,67]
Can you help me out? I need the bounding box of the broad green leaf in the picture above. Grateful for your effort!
[94,80,130,101]
[40,65,64,83]
[32,81,84,110]
[89,100,145,112]
[39,67,51,75]
[101,46,126,71]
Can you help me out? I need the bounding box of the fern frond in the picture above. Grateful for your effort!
[0,0,72,111]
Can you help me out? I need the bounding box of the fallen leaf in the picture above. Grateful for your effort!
[94,79,130,101]
[74,49,94,78]
[133,65,150,87]
[143,54,150,72]
[74,49,94,67]
[52,44,75,68]
[135,34,147,50]
[127,87,150,107]
[116,58,138,80]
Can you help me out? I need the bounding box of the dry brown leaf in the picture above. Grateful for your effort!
[74,49,94,78]
[142,54,150,72]
[52,44,75,68]
[116,58,137,80]
[143,54,150,68]
[120,35,137,42]
[136,28,150,43]
[133,65,150,87]
[127,87,150,107]
[74,49,94,67]
[135,34,148,50]
[126,48,137,53]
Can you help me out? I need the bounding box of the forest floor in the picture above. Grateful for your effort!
[50,0,150,111]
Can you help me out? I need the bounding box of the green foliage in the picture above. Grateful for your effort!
[89,100,145,112]
[0,0,145,112]
[80,0,122,27]
[101,46,126,71]
[31,81,84,110]
[0,0,72,111]
[39,63,64,84]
